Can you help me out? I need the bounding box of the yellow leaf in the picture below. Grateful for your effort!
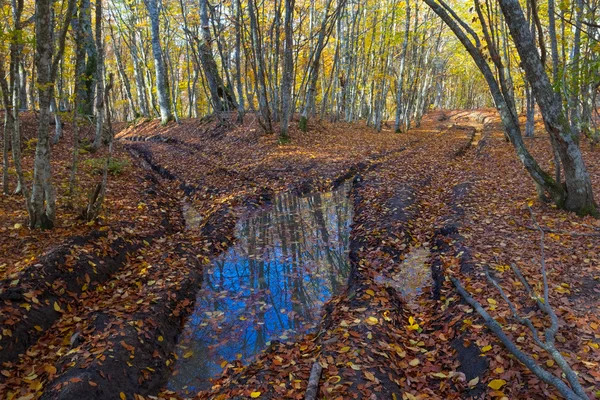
[430,372,447,378]
[365,289,375,296]
[20,303,31,311]
[546,360,555,367]
[409,358,420,366]
[487,298,497,305]
[366,317,379,325]
[120,392,126,400]
[488,379,507,390]
[45,365,57,375]
[409,316,415,325]
[158,336,163,342]
[250,392,261,398]
[221,360,228,368]
[183,351,194,359]
[348,362,361,371]
[328,375,341,383]
[481,345,492,352]
[468,376,479,387]
[53,302,62,312]
[364,370,376,381]
[338,346,351,353]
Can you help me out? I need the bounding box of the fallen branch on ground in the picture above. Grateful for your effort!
[520,224,600,237]
[450,206,589,400]
[304,361,323,400]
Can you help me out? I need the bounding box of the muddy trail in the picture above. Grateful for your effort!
[1,111,599,400]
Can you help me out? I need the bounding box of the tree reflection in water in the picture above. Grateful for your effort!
[168,182,353,393]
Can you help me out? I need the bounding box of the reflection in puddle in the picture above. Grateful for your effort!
[375,246,431,299]
[169,183,353,394]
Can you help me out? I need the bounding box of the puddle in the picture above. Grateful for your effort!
[374,245,431,299]
[182,200,203,230]
[168,183,353,394]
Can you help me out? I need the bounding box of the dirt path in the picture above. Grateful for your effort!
[2,112,599,400]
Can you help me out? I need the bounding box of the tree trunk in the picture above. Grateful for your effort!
[525,83,535,137]
[197,0,236,114]
[394,0,410,133]
[144,0,172,124]
[498,0,597,215]
[31,0,57,228]
[92,0,105,149]
[248,0,272,132]
[279,0,295,140]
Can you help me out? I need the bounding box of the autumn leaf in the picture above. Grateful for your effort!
[468,376,479,387]
[488,379,507,390]
[250,391,261,398]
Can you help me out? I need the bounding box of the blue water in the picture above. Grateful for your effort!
[168,183,353,394]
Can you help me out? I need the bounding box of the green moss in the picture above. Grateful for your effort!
[84,157,130,176]
[299,116,308,132]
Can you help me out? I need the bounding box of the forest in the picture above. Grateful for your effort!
[0,0,599,398]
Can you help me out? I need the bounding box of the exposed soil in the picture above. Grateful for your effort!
[1,111,599,399]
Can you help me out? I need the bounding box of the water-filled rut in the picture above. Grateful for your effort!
[169,182,353,393]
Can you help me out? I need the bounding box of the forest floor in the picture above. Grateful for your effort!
[1,111,599,400]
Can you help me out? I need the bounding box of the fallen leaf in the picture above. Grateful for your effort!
[488,379,507,390]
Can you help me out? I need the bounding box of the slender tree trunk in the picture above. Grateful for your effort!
[279,0,295,140]
[234,0,245,121]
[144,0,172,124]
[196,0,236,114]
[92,0,105,149]
[0,56,14,195]
[248,0,272,132]
[31,0,56,228]
[30,0,75,228]
[525,83,535,137]
[395,0,410,133]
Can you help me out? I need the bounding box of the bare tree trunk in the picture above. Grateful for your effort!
[144,0,172,124]
[498,0,597,215]
[196,0,236,114]
[86,74,114,221]
[248,0,272,132]
[279,0,295,140]
[69,6,87,198]
[92,0,105,149]
[30,0,75,228]
[234,0,245,121]
[525,82,535,137]
[0,58,13,195]
[394,0,410,133]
